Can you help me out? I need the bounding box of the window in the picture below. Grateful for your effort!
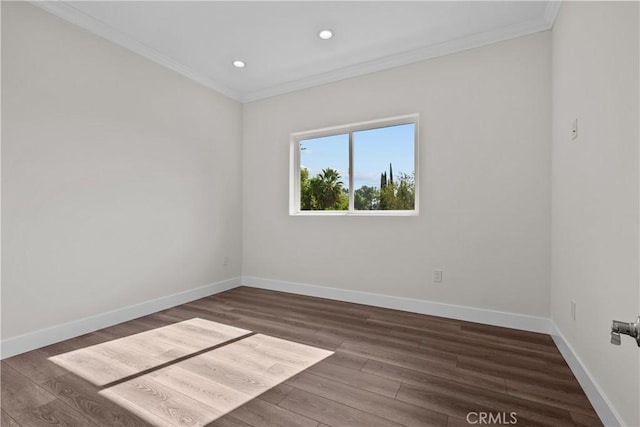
[290,114,418,215]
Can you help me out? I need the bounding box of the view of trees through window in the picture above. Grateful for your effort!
[299,122,415,211]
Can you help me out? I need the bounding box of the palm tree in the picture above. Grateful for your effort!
[313,168,345,209]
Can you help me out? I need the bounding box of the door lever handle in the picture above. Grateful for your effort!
[610,330,622,345]
[611,316,640,347]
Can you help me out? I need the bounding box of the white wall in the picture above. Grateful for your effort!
[550,2,639,426]
[1,2,242,339]
[4,2,638,421]
[242,32,551,317]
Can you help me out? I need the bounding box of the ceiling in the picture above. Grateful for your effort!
[36,1,561,103]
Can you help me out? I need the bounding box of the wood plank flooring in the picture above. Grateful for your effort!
[99,334,332,426]
[1,286,603,426]
[48,318,251,386]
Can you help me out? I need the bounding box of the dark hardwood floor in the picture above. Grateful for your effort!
[1,286,602,426]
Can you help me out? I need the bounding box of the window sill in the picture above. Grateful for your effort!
[290,210,419,217]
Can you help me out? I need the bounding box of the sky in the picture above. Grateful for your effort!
[300,123,415,190]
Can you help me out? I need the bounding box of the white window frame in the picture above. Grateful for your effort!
[290,113,419,216]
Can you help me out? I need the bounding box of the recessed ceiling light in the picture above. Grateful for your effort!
[318,29,334,40]
[232,60,246,68]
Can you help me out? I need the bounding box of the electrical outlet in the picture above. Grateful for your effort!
[433,270,443,283]
[223,256,229,267]
[570,300,576,321]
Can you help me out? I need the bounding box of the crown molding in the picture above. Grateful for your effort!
[30,1,242,102]
[544,1,563,28]
[242,16,553,102]
[32,1,558,104]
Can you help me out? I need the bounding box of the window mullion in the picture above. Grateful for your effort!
[348,131,354,211]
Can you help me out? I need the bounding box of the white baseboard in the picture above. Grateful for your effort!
[2,274,622,426]
[550,326,625,427]
[241,276,553,334]
[0,277,242,359]
[242,276,624,425]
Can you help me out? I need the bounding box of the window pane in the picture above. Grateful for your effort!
[353,123,415,210]
[299,133,349,211]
